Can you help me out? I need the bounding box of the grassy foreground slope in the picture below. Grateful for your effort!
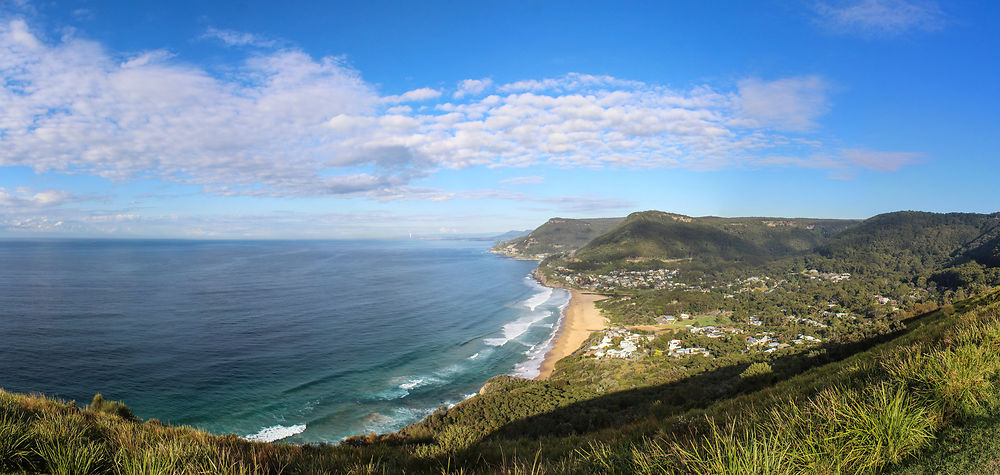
[4,288,1000,474]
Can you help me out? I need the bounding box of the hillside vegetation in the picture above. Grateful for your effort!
[572,211,858,267]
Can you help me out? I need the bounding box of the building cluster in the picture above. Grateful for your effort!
[787,315,829,328]
[746,333,790,353]
[792,334,822,345]
[819,309,857,320]
[746,332,823,353]
[806,269,852,282]
[585,328,654,360]
[873,294,901,311]
[556,268,683,291]
[690,325,745,339]
[728,275,789,294]
[655,313,692,324]
[664,339,711,358]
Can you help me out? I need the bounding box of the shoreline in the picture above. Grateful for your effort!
[534,273,607,380]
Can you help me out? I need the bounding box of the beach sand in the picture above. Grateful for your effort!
[536,290,607,380]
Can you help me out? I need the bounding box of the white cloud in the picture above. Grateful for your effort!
[0,19,390,196]
[759,147,922,179]
[0,203,507,238]
[454,78,492,98]
[0,187,96,208]
[501,176,545,185]
[815,0,945,36]
[840,148,922,171]
[0,18,919,204]
[381,87,442,103]
[458,189,634,213]
[201,27,276,48]
[498,73,643,93]
[736,76,830,132]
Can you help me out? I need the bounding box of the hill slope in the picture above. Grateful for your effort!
[491,216,624,258]
[813,211,1000,276]
[572,210,858,265]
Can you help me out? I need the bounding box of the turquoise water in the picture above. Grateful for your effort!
[0,239,569,442]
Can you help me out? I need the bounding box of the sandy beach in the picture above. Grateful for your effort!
[536,290,607,380]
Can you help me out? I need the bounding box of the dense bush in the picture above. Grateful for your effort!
[739,362,772,380]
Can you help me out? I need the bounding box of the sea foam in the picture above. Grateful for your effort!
[245,424,306,443]
[522,279,554,311]
[399,378,427,390]
[485,277,567,348]
[511,289,571,378]
[483,310,552,346]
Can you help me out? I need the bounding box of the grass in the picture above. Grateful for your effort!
[888,412,1000,474]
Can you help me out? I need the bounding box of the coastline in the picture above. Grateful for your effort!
[534,271,607,380]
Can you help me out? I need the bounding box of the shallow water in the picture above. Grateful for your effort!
[0,239,568,442]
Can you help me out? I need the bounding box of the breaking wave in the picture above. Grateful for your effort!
[244,424,306,443]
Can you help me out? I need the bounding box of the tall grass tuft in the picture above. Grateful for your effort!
[35,437,107,475]
[826,383,934,471]
[627,438,672,475]
[673,418,795,475]
[113,441,184,475]
[0,413,32,471]
[575,440,633,474]
[885,334,1000,419]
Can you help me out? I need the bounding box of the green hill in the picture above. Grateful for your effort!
[811,211,1000,277]
[492,216,624,258]
[570,210,858,267]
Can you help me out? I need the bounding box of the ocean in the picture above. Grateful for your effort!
[0,239,569,443]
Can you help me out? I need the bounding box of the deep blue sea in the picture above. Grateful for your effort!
[0,239,569,443]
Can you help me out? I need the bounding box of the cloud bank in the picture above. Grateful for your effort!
[815,0,945,36]
[0,18,919,203]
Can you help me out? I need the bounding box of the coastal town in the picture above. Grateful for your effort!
[581,324,825,361]
[532,259,908,376]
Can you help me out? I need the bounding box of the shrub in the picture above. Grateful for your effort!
[89,393,135,421]
[435,424,480,453]
[739,362,773,380]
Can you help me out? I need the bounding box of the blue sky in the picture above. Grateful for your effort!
[0,0,997,238]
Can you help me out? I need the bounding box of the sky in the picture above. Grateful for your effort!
[0,0,997,238]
